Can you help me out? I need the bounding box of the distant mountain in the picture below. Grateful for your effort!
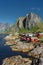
[7,12,43,33]
[0,23,11,33]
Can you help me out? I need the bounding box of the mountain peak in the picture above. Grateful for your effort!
[0,23,11,33]
[16,12,42,32]
[8,12,43,33]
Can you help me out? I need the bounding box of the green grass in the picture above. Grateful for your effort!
[19,25,39,33]
[29,25,39,33]
[19,27,28,34]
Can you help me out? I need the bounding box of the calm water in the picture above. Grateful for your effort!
[0,34,28,65]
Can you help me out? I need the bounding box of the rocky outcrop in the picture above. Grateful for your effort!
[28,46,43,58]
[10,42,35,52]
[3,35,43,65]
[4,34,35,52]
[17,17,25,29]
[2,41,43,65]
[17,13,41,29]
[2,55,32,65]
[7,12,43,33]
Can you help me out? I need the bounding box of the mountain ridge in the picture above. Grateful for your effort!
[0,23,11,33]
[7,12,43,33]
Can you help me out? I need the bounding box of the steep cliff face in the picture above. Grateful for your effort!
[17,17,25,29]
[7,12,43,33]
[17,13,42,30]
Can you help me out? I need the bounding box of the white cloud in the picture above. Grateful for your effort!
[28,8,41,11]
[37,8,40,11]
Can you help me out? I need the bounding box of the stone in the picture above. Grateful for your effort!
[2,56,32,65]
[10,42,35,52]
[28,47,43,58]
[39,58,43,65]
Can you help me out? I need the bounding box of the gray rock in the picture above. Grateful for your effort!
[17,12,41,29]
[28,47,43,58]
[39,58,43,65]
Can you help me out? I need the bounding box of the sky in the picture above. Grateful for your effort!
[0,0,43,25]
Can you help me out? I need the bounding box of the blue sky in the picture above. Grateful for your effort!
[0,0,43,25]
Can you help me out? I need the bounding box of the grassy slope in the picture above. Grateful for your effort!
[6,16,43,34]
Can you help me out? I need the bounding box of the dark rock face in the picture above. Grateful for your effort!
[17,17,25,29]
[39,58,43,65]
[17,13,41,29]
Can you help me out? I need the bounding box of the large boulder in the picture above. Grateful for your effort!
[2,55,32,65]
[28,46,43,58]
[10,42,35,52]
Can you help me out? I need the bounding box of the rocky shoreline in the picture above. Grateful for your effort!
[2,55,32,65]
[2,35,43,65]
